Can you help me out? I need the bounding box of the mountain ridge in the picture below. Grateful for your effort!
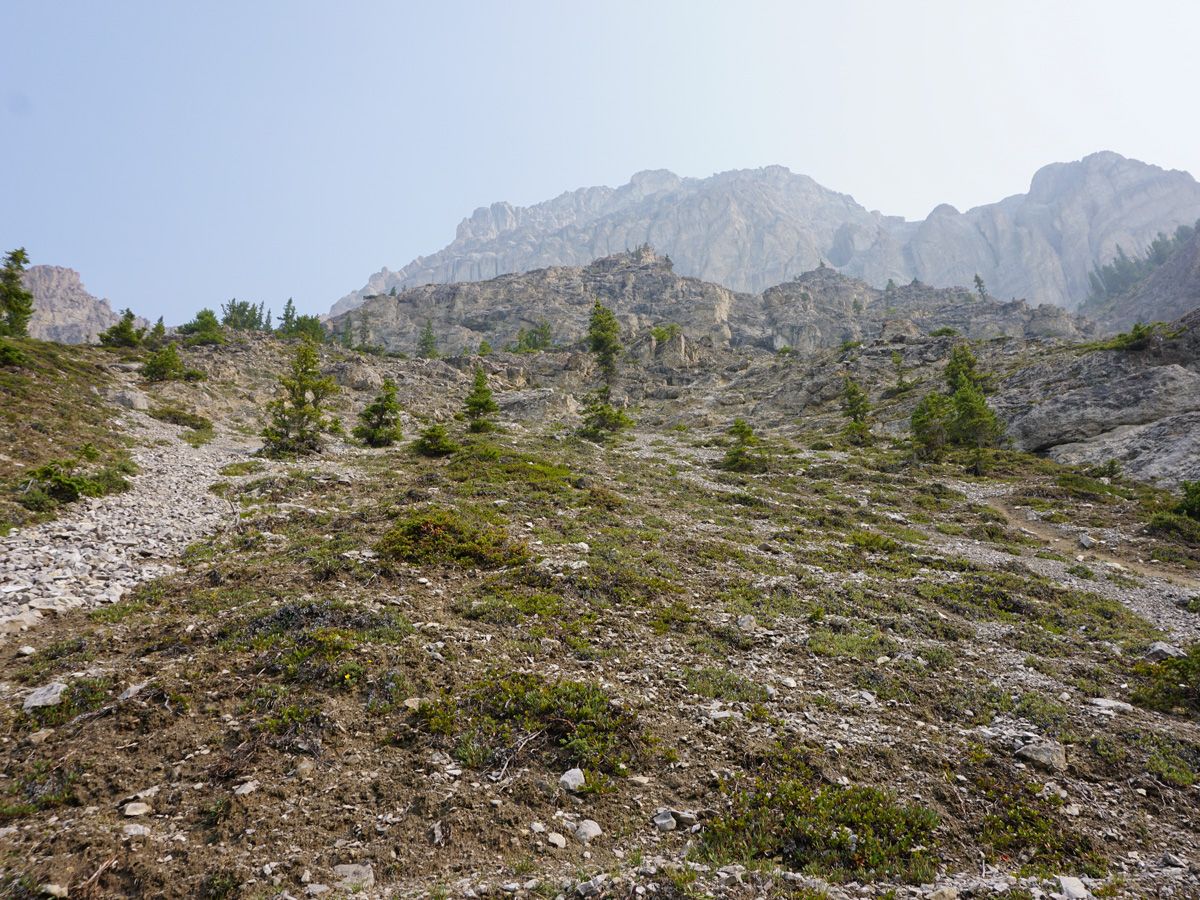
[331,152,1200,321]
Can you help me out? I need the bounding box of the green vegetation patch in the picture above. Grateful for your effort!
[0,762,81,819]
[684,666,768,703]
[414,670,644,773]
[376,506,528,569]
[703,756,939,883]
[1131,644,1200,716]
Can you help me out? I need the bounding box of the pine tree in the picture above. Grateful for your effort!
[278,298,297,334]
[353,378,403,447]
[178,308,225,345]
[587,300,621,381]
[413,423,458,457]
[944,343,984,393]
[973,274,988,299]
[0,248,35,338]
[261,339,339,456]
[720,418,767,473]
[98,309,145,348]
[948,382,1004,473]
[146,316,167,348]
[478,339,492,356]
[141,342,185,382]
[417,320,439,359]
[464,366,498,432]
[910,392,954,460]
[841,377,872,446]
[578,386,633,442]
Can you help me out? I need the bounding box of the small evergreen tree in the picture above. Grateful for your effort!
[948,382,1004,473]
[464,366,499,432]
[720,418,767,473]
[353,378,403,447]
[178,308,226,345]
[413,423,458,457]
[146,316,167,348]
[261,339,339,456]
[278,298,297,334]
[141,342,185,382]
[910,392,954,460]
[417,320,439,359]
[1176,481,1200,521]
[841,377,872,446]
[0,248,34,338]
[478,339,492,356]
[973,274,988,299]
[944,342,988,393]
[578,387,633,442]
[98,309,145,348]
[587,300,622,382]
[290,314,326,343]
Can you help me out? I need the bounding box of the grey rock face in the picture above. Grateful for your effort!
[998,311,1200,486]
[331,152,1200,316]
[1083,229,1200,331]
[22,266,145,344]
[329,249,1091,358]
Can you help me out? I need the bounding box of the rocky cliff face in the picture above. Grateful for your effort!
[332,152,1200,318]
[1082,230,1200,331]
[329,248,1093,356]
[22,266,126,344]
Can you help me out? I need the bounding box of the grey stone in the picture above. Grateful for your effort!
[1058,875,1090,899]
[559,767,586,792]
[574,819,602,843]
[651,810,677,831]
[1146,641,1186,661]
[1015,740,1068,772]
[23,682,67,711]
[546,832,567,849]
[333,864,374,891]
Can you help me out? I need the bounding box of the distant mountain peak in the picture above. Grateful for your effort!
[331,153,1200,320]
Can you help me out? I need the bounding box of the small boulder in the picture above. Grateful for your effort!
[1057,875,1090,899]
[1145,642,1186,662]
[123,802,152,817]
[1015,740,1067,772]
[651,810,677,831]
[574,819,603,843]
[559,768,586,792]
[23,682,67,712]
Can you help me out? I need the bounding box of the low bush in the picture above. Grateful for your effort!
[376,507,527,569]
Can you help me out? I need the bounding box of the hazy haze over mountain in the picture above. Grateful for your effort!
[332,152,1200,316]
[4,1,1200,321]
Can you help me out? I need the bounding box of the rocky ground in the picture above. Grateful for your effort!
[1,333,1199,899]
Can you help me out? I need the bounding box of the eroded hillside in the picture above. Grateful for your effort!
[1,329,1199,899]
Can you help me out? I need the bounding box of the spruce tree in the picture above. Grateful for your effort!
[841,377,872,446]
[720,418,767,473]
[146,316,167,348]
[464,366,498,432]
[578,386,633,442]
[910,392,954,460]
[0,248,35,338]
[141,342,185,382]
[944,343,985,393]
[413,423,458,457]
[948,382,1004,473]
[587,300,621,382]
[478,339,492,356]
[353,378,403,447]
[98,309,145,348]
[417,320,439,359]
[261,339,339,456]
[178,308,225,345]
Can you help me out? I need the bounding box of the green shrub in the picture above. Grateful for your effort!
[650,323,681,343]
[177,308,226,346]
[1149,511,1200,545]
[1177,481,1200,521]
[1132,644,1200,715]
[414,671,643,772]
[261,339,338,457]
[376,507,527,569]
[703,761,939,883]
[0,338,26,367]
[98,309,144,348]
[412,423,458,457]
[719,418,767,473]
[685,667,767,702]
[929,326,958,337]
[149,404,211,431]
[578,387,633,442]
[353,378,403,447]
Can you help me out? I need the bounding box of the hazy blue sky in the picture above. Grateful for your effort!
[3,1,1198,322]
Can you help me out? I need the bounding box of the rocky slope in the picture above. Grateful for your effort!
[21,266,137,344]
[329,247,1093,355]
[1,334,1199,898]
[1083,229,1200,331]
[333,152,1200,317]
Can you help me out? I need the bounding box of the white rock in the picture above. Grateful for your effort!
[234,779,259,796]
[547,832,567,849]
[1058,875,1090,899]
[123,802,152,817]
[23,681,67,711]
[559,768,586,792]
[574,819,603,843]
[333,863,374,891]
